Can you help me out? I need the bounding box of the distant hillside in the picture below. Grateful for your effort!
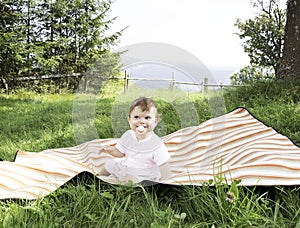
[209,66,239,85]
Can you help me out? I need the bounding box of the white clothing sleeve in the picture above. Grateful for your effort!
[153,143,170,166]
[115,141,126,155]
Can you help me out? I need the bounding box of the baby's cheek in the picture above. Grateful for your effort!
[150,120,157,128]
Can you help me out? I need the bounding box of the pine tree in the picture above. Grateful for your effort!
[1,0,124,83]
[0,0,28,79]
[35,0,123,77]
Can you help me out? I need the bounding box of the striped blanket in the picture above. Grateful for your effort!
[1,108,300,199]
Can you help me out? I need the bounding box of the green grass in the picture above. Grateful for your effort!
[0,81,300,227]
[0,91,76,160]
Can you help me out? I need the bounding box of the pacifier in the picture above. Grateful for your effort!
[137,125,145,132]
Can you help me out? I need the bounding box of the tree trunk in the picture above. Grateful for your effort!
[277,0,300,80]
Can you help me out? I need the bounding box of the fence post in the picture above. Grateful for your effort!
[123,71,129,93]
[219,81,223,90]
[84,77,88,92]
[170,72,175,90]
[1,78,9,94]
[203,77,208,93]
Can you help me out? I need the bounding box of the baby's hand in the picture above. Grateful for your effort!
[103,146,115,154]
[101,146,125,158]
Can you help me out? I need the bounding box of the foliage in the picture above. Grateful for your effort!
[225,78,300,105]
[0,0,123,88]
[230,65,275,85]
[0,0,28,80]
[235,0,286,75]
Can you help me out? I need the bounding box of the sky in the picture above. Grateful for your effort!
[109,0,258,70]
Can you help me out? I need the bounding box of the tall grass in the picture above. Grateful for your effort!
[1,174,299,227]
[0,81,300,227]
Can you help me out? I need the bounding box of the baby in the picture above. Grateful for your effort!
[100,97,171,183]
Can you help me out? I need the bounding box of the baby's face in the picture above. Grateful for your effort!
[128,106,158,140]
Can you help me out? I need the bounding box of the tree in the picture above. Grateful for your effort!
[277,0,300,80]
[235,0,286,76]
[0,0,28,79]
[21,0,39,77]
[0,0,124,83]
[33,0,123,76]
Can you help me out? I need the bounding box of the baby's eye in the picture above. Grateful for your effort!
[145,116,151,120]
[134,116,139,119]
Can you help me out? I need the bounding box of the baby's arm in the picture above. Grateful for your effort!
[97,146,124,177]
[103,146,125,158]
[159,162,171,181]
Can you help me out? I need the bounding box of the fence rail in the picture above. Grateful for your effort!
[1,71,242,94]
[13,73,83,81]
[122,72,242,93]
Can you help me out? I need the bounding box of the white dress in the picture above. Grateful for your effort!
[105,130,170,182]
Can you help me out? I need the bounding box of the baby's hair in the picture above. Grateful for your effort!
[129,97,159,118]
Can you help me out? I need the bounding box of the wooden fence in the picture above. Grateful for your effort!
[123,71,242,93]
[1,71,241,94]
[1,73,83,94]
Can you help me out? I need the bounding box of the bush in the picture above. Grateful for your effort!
[230,65,275,85]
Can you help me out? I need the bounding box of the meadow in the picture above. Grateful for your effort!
[0,80,300,227]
